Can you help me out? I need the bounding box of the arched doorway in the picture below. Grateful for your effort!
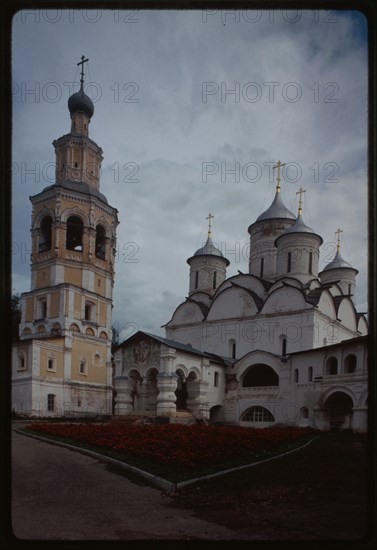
[242,364,279,387]
[324,391,354,430]
[175,369,188,410]
[210,405,223,424]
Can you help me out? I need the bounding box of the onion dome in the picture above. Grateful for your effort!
[68,84,94,118]
[278,213,323,244]
[194,236,223,258]
[187,235,230,266]
[323,249,358,273]
[256,190,296,222]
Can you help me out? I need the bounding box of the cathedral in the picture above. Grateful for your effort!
[12,58,368,433]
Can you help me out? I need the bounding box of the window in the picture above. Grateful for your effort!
[230,340,236,359]
[348,283,352,295]
[282,337,287,356]
[287,251,292,273]
[84,302,95,322]
[326,356,338,375]
[309,252,313,274]
[66,216,83,252]
[47,394,55,412]
[195,271,199,289]
[308,366,313,382]
[17,354,26,370]
[212,271,217,289]
[260,257,264,278]
[344,354,357,374]
[95,225,106,260]
[38,298,47,319]
[243,364,279,387]
[39,216,53,252]
[214,372,219,387]
[242,406,274,422]
[294,368,299,383]
[47,358,56,372]
[79,360,87,375]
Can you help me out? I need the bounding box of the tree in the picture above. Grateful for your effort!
[12,293,22,342]
[111,324,120,352]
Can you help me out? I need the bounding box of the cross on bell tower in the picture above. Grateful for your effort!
[77,55,89,87]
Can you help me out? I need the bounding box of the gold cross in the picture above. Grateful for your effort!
[273,160,286,192]
[296,187,306,215]
[206,213,214,237]
[335,228,343,251]
[77,55,89,86]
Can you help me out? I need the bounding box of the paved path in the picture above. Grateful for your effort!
[12,429,247,541]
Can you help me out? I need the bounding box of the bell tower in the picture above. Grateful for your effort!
[13,56,119,417]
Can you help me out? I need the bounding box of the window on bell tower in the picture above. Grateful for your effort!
[66,216,83,251]
[95,225,106,260]
[39,216,53,252]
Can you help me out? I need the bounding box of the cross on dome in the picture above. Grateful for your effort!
[77,55,89,87]
[296,187,306,215]
[206,213,214,238]
[335,228,343,252]
[273,160,286,193]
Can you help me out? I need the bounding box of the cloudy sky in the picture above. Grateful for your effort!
[12,8,368,341]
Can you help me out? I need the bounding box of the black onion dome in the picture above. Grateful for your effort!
[68,85,94,118]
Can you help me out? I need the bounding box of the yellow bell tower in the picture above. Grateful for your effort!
[12,56,119,417]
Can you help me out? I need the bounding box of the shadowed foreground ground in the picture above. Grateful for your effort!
[12,427,370,541]
[171,432,370,541]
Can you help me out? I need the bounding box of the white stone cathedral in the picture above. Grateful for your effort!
[114,164,368,433]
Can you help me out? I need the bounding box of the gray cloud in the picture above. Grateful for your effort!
[12,9,368,332]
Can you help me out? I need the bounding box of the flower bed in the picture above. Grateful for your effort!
[24,423,316,481]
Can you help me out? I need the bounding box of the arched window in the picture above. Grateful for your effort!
[39,216,53,252]
[344,354,357,374]
[66,216,83,251]
[294,368,299,383]
[213,271,217,289]
[300,407,309,419]
[243,364,279,387]
[195,271,199,289]
[326,356,338,375]
[214,372,219,387]
[95,224,106,260]
[282,337,287,356]
[348,283,352,295]
[229,339,236,359]
[241,406,274,422]
[309,251,313,274]
[287,251,292,273]
[308,366,313,382]
[260,257,264,278]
